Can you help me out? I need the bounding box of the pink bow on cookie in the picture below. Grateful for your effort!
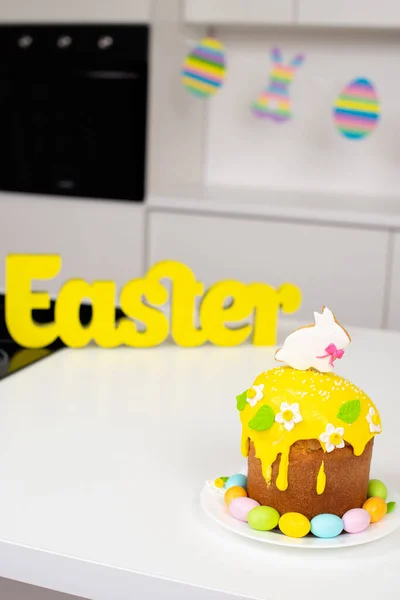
[317,343,345,367]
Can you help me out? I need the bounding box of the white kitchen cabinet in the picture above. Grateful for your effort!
[387,233,400,330]
[148,211,389,328]
[298,0,400,28]
[184,0,294,25]
[0,194,145,296]
[0,0,151,22]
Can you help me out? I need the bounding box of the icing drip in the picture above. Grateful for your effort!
[316,461,326,495]
[240,367,381,491]
[276,451,289,491]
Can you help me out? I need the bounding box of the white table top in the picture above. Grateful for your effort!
[0,323,399,600]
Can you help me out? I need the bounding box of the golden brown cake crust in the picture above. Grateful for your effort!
[247,439,374,520]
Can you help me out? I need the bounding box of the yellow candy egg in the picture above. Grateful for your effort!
[214,478,225,488]
[362,497,387,523]
[279,512,310,538]
[224,486,247,507]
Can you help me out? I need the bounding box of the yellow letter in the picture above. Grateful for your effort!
[119,278,169,347]
[200,281,253,346]
[6,254,60,348]
[55,280,119,348]
[249,282,302,346]
[146,261,207,347]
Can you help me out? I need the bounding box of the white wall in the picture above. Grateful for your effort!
[205,27,400,196]
[147,1,207,193]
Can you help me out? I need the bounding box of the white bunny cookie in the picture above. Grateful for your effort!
[275,307,350,373]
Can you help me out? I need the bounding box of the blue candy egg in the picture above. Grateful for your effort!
[311,514,344,538]
[225,474,248,491]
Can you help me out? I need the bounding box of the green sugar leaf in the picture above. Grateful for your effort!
[387,501,397,514]
[337,399,361,424]
[248,405,275,432]
[236,390,248,411]
[220,477,229,483]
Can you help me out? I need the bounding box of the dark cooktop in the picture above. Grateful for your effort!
[0,293,64,380]
[0,294,123,380]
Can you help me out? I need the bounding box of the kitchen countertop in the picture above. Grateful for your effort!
[0,322,399,600]
[148,184,400,230]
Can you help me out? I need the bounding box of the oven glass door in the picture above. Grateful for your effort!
[0,63,147,201]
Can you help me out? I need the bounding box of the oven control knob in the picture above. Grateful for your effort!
[18,35,33,49]
[98,35,113,50]
[57,35,72,49]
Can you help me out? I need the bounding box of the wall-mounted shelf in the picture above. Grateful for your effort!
[184,0,294,25]
[148,184,400,230]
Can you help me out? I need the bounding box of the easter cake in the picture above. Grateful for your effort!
[237,307,382,521]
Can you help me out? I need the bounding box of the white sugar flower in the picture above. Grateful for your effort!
[319,423,345,453]
[275,402,303,432]
[246,384,264,408]
[366,407,381,433]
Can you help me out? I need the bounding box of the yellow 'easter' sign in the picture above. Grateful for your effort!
[5,255,301,349]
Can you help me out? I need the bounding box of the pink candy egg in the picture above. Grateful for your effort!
[229,497,260,522]
[342,508,371,534]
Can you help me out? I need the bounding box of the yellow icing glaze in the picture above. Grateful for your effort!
[240,367,381,492]
[276,450,289,491]
[316,461,326,495]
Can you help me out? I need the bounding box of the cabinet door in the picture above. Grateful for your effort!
[387,233,400,330]
[148,211,389,328]
[184,0,294,25]
[0,194,145,296]
[298,0,400,27]
[3,0,151,22]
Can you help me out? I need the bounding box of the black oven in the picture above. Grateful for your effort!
[0,25,148,202]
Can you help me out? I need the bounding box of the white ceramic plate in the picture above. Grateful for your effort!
[200,482,400,548]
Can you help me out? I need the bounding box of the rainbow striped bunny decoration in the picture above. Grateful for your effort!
[252,48,304,122]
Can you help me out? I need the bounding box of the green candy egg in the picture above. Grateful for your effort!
[368,479,388,501]
[387,501,396,514]
[248,506,280,531]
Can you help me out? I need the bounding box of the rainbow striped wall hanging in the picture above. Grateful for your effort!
[333,78,380,140]
[252,48,305,122]
[181,37,226,98]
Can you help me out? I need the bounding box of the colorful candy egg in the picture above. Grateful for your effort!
[225,474,247,491]
[181,37,226,98]
[333,78,380,140]
[248,506,280,531]
[310,514,344,539]
[229,497,260,522]
[279,512,310,538]
[367,479,387,500]
[224,486,247,507]
[342,508,371,533]
[214,478,225,489]
[363,497,387,523]
[387,501,397,514]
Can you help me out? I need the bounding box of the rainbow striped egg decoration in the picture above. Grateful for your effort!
[333,77,380,140]
[181,37,226,98]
